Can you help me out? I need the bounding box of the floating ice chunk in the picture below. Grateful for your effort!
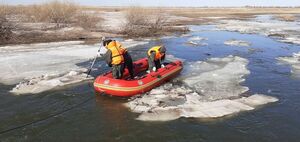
[10,68,92,95]
[188,36,208,41]
[277,52,300,78]
[127,85,278,121]
[236,94,279,107]
[137,107,182,121]
[126,56,278,121]
[224,39,251,47]
[186,41,208,46]
[186,36,208,46]
[127,84,278,121]
[166,54,185,62]
[183,55,250,100]
[181,34,192,37]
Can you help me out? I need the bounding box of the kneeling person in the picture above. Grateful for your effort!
[147,45,166,72]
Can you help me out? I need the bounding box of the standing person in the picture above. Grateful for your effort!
[103,39,134,79]
[147,45,166,72]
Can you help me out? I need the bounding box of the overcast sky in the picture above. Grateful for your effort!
[3,0,300,7]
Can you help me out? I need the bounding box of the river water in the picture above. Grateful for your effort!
[1,25,300,141]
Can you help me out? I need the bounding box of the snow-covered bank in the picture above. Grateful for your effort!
[126,55,278,121]
[217,19,300,45]
[0,40,149,94]
[277,52,300,78]
[224,39,251,47]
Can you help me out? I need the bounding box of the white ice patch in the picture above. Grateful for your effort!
[126,55,278,121]
[277,52,300,78]
[166,54,186,62]
[10,68,92,95]
[188,36,208,41]
[217,20,300,45]
[182,55,250,100]
[224,39,251,47]
[186,36,208,46]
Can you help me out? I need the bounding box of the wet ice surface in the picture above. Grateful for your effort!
[224,39,251,47]
[0,40,148,94]
[277,52,300,78]
[126,56,278,121]
[182,55,249,100]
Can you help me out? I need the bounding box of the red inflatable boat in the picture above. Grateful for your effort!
[93,58,183,97]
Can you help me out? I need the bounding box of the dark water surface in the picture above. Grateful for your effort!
[1,25,300,142]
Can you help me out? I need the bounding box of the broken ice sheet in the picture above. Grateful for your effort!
[10,68,93,95]
[126,55,278,121]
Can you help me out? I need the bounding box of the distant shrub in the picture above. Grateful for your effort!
[0,5,14,43]
[122,7,169,37]
[75,11,103,30]
[16,1,102,29]
[23,0,78,27]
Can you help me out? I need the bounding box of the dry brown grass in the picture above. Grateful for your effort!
[2,1,103,29]
[0,4,15,43]
[75,11,103,30]
[21,0,78,27]
[165,7,300,19]
[274,14,296,21]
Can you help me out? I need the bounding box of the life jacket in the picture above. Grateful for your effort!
[107,41,126,65]
[147,46,164,61]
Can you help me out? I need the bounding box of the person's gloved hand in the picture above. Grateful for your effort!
[161,64,165,68]
[152,67,156,72]
[97,49,101,56]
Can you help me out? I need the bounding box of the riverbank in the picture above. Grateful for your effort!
[1,6,300,45]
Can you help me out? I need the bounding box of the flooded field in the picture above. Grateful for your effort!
[1,19,300,141]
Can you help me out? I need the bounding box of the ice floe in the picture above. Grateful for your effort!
[277,52,300,78]
[224,39,251,47]
[126,55,278,121]
[0,40,149,94]
[10,68,92,95]
[217,19,300,45]
[186,36,208,46]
